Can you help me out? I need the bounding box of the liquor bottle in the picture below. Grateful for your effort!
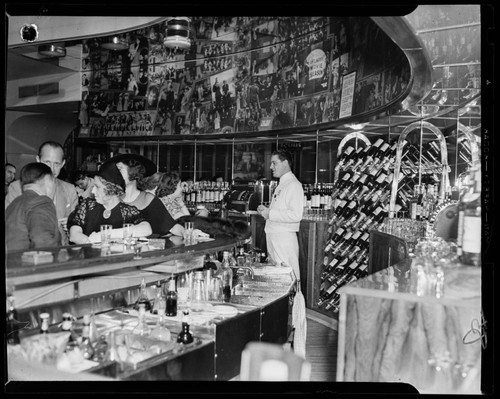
[236,246,246,267]
[134,278,152,312]
[165,277,178,317]
[343,146,364,169]
[177,311,194,345]
[459,168,481,266]
[79,314,95,360]
[132,303,151,336]
[222,252,234,302]
[40,312,50,334]
[6,294,20,345]
[61,312,78,344]
[150,314,172,341]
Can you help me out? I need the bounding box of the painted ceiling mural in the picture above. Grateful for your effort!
[79,16,411,138]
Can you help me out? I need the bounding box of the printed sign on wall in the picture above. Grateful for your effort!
[339,71,356,119]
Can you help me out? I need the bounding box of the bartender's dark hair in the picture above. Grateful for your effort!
[272,148,293,169]
[20,162,53,187]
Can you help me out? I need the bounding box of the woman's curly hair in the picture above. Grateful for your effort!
[98,177,125,198]
[156,172,181,198]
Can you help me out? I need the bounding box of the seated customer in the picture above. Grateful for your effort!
[6,162,60,251]
[108,154,183,237]
[68,162,152,244]
[74,170,95,200]
[156,172,191,220]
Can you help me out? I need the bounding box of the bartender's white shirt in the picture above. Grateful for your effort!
[264,171,304,234]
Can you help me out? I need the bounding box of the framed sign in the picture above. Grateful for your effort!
[339,71,356,119]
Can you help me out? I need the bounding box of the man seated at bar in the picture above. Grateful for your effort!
[68,161,152,244]
[108,154,184,237]
[74,170,95,200]
[5,162,61,251]
[5,141,78,243]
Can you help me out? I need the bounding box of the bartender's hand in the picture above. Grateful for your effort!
[257,205,270,220]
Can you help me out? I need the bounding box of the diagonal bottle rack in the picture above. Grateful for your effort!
[318,131,379,314]
[388,121,451,219]
[333,132,372,182]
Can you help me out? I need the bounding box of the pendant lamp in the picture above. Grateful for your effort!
[163,17,192,50]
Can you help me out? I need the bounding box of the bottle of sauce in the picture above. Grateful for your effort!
[177,311,194,345]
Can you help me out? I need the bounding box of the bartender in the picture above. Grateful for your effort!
[257,149,304,280]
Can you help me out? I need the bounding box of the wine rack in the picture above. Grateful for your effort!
[388,121,451,219]
[317,133,395,314]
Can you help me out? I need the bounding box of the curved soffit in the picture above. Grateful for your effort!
[371,16,434,110]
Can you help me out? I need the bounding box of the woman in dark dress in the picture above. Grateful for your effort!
[68,162,152,244]
[109,154,184,237]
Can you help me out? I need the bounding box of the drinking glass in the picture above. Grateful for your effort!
[177,273,191,310]
[100,224,112,246]
[123,223,133,246]
[183,221,194,245]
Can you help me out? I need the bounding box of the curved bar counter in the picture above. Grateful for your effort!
[6,237,296,382]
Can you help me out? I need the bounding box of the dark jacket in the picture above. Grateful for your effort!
[6,190,61,251]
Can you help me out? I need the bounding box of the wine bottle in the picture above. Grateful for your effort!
[337,145,355,166]
[328,231,353,256]
[343,146,365,169]
[324,227,346,252]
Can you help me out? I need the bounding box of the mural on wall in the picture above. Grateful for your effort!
[80,16,411,138]
[233,143,266,180]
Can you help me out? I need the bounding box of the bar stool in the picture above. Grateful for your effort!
[239,342,311,381]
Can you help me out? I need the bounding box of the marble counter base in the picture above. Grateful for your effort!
[339,295,481,394]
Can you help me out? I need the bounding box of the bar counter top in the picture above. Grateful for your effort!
[6,235,244,287]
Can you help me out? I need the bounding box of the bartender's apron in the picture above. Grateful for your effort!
[266,232,300,281]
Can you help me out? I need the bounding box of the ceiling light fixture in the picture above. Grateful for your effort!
[101,36,129,51]
[38,44,66,57]
[163,17,192,50]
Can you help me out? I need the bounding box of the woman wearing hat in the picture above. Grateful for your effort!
[68,162,152,244]
[111,154,183,237]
